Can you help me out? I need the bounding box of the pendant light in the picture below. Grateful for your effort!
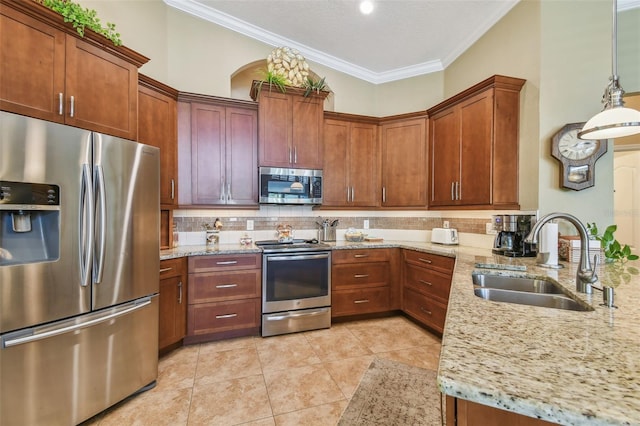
[578,0,640,140]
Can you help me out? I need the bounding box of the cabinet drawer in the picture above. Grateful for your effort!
[404,263,452,303]
[332,248,392,264]
[332,263,390,288]
[160,257,185,279]
[332,287,390,316]
[404,250,455,275]
[403,288,447,333]
[188,253,261,273]
[189,270,261,303]
[188,298,260,336]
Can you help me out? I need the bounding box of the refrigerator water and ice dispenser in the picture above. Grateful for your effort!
[0,180,60,266]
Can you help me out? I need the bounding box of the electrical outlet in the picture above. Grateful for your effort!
[443,221,450,229]
[364,219,370,229]
[486,222,497,234]
[246,220,254,231]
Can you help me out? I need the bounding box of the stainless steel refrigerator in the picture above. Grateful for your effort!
[0,111,160,425]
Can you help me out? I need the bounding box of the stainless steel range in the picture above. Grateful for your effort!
[256,239,331,337]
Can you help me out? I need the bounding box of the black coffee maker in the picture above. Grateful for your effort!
[492,214,537,257]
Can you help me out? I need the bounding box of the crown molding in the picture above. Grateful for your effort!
[164,0,443,84]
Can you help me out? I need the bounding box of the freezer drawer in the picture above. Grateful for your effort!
[0,296,159,426]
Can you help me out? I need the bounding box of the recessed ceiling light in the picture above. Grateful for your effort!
[360,0,374,15]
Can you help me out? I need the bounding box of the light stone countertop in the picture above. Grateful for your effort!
[159,240,640,425]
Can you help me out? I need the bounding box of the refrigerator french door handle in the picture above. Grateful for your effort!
[79,163,95,288]
[94,165,107,284]
[2,297,153,348]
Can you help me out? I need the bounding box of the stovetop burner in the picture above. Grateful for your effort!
[255,238,331,253]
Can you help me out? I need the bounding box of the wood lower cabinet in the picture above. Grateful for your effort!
[252,83,328,169]
[323,114,379,207]
[447,396,557,426]
[178,94,258,206]
[185,253,261,343]
[332,248,399,317]
[0,0,147,139]
[402,250,455,333]
[380,116,428,207]
[428,75,525,209]
[159,257,187,353]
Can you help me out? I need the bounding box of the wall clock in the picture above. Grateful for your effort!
[551,122,607,191]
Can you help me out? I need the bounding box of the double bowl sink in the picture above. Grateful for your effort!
[472,273,594,311]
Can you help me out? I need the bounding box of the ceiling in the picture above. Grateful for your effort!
[164,0,640,84]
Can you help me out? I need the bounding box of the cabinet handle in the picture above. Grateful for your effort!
[69,95,75,117]
[346,187,350,202]
[171,179,175,200]
[294,146,298,163]
[419,279,433,286]
[354,299,370,304]
[289,147,292,164]
[178,281,183,304]
[351,187,355,203]
[420,306,432,315]
[159,267,173,273]
[58,93,64,115]
[382,187,386,203]
[216,313,237,319]
[216,260,238,265]
[354,274,369,278]
[220,177,225,201]
[451,182,455,201]
[418,258,433,264]
[227,182,232,202]
[353,254,369,258]
[456,181,460,200]
[215,284,238,289]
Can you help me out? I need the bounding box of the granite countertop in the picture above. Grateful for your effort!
[160,240,640,424]
[438,250,640,425]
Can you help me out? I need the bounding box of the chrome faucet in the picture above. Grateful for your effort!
[525,212,598,293]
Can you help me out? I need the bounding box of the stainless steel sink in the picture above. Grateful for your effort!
[474,288,594,311]
[472,273,565,294]
[472,273,594,311]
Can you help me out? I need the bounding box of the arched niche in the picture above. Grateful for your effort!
[230,59,334,111]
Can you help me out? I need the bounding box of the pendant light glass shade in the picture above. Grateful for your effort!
[578,0,640,140]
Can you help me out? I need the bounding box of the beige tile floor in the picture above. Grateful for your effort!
[85,315,442,426]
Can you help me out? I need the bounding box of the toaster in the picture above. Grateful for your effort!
[431,228,458,245]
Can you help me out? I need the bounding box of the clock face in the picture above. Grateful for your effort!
[558,130,598,160]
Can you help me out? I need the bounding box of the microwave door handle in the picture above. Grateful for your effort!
[79,164,94,288]
[94,164,106,284]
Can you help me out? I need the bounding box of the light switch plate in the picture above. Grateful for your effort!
[364,220,369,229]
[247,220,254,231]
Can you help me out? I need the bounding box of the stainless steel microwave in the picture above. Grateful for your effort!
[259,167,323,205]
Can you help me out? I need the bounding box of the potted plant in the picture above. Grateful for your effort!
[587,223,639,263]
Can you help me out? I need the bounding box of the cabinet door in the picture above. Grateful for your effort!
[381,118,427,207]
[65,36,138,140]
[190,103,226,204]
[292,96,323,169]
[459,91,493,205]
[0,6,65,122]
[159,275,186,350]
[323,119,350,206]
[258,91,292,167]
[138,83,177,206]
[226,107,258,205]
[349,122,378,206]
[429,109,461,206]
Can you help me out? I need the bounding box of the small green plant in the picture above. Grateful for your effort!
[254,69,288,97]
[38,0,122,46]
[303,76,327,97]
[587,223,639,263]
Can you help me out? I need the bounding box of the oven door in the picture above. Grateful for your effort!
[262,251,331,313]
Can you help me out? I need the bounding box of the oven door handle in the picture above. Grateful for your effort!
[266,253,330,262]
[265,308,329,321]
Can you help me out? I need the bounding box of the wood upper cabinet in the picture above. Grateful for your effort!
[252,83,327,169]
[380,116,428,207]
[0,0,147,140]
[428,75,525,209]
[177,94,258,206]
[138,75,178,207]
[323,114,379,207]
